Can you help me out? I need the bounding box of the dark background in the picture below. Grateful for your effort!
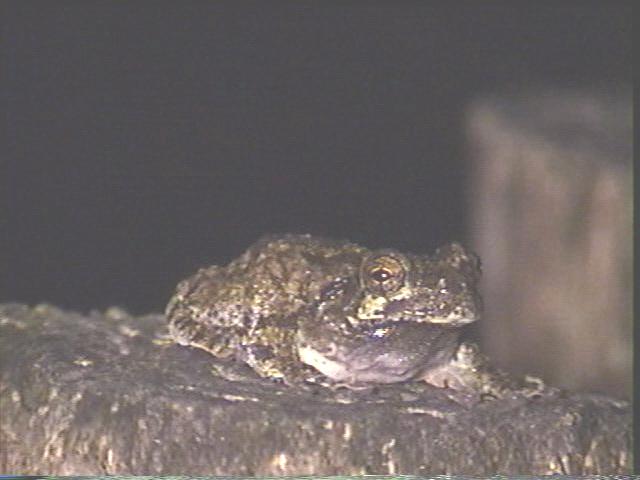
[2,2,632,315]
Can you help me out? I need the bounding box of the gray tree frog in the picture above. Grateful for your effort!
[166,234,482,389]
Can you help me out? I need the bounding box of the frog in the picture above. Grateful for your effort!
[165,233,482,389]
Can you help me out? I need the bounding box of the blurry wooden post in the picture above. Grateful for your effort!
[466,88,632,399]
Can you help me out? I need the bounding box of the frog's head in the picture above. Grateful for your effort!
[297,242,481,385]
[353,242,481,327]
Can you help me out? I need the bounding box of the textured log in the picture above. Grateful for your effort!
[467,88,632,399]
[0,304,631,475]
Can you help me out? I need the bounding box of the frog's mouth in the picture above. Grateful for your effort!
[297,321,461,385]
[357,296,478,327]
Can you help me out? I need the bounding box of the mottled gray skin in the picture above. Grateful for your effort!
[166,234,481,388]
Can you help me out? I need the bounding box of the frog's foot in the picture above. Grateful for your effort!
[420,362,468,390]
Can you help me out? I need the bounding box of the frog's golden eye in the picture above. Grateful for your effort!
[370,267,393,283]
[362,253,407,295]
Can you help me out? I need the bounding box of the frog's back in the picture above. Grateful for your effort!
[165,233,367,359]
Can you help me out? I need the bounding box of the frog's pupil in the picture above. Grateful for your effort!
[372,268,391,282]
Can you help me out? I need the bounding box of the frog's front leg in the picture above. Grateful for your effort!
[232,331,318,385]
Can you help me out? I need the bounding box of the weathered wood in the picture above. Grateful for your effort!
[467,88,632,399]
[0,304,631,475]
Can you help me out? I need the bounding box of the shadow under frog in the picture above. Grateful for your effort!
[166,234,482,391]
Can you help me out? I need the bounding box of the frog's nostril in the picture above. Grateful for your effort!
[322,343,338,356]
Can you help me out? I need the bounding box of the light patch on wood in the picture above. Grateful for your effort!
[221,393,260,403]
[405,406,446,418]
[270,452,289,471]
[73,357,94,367]
[117,324,140,337]
[381,437,397,475]
[342,422,352,441]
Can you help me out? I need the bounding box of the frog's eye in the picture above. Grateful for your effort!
[370,267,393,283]
[362,253,407,295]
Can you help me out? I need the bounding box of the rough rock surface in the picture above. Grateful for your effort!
[0,303,632,475]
